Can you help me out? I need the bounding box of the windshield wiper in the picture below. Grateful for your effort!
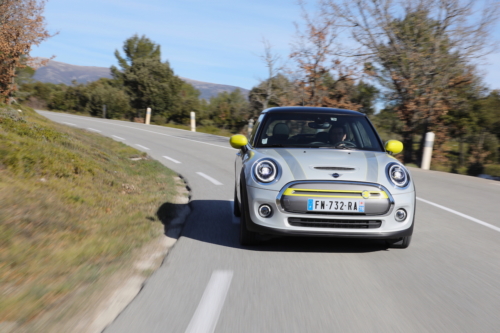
[333,145,355,150]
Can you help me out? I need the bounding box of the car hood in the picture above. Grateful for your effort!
[247,148,413,193]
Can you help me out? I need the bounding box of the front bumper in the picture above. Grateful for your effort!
[245,182,415,239]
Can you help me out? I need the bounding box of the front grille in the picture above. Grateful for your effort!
[288,190,382,198]
[314,167,355,171]
[280,182,392,216]
[288,218,382,229]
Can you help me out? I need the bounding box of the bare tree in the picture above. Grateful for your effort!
[321,0,500,162]
[249,39,298,115]
[254,38,283,111]
[0,0,52,104]
[288,1,361,109]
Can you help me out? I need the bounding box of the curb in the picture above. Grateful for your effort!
[85,174,192,333]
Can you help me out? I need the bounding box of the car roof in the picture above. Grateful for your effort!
[261,106,363,116]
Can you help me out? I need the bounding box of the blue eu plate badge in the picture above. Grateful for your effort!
[307,199,314,211]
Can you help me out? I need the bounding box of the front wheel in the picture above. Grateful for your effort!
[239,182,259,246]
[386,236,412,249]
[233,187,241,217]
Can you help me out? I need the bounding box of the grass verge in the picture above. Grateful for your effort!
[0,104,179,328]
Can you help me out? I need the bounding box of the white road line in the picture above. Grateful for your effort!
[196,172,223,185]
[62,122,76,126]
[112,135,125,140]
[417,197,500,233]
[185,270,233,333]
[163,155,181,164]
[87,128,101,132]
[135,144,150,150]
[39,112,233,150]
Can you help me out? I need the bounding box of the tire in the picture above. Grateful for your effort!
[233,187,241,217]
[386,236,412,249]
[239,181,259,246]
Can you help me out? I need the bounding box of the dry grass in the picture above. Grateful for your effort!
[0,104,178,326]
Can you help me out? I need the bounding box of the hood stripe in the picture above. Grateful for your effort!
[273,149,307,180]
[364,152,378,183]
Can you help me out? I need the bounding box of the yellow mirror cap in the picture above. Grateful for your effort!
[385,140,403,154]
[230,134,248,149]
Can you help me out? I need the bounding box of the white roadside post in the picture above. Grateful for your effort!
[145,108,152,125]
[421,132,435,170]
[102,104,106,119]
[190,112,196,132]
[247,118,254,139]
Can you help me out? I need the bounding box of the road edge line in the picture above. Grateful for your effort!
[416,197,500,233]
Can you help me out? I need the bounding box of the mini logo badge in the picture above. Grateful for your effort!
[361,191,370,199]
[332,173,340,178]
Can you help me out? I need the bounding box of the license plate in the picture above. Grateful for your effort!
[307,199,365,212]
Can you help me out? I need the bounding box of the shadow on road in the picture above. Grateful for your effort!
[180,199,389,254]
[156,202,191,239]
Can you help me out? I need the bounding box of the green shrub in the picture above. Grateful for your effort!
[467,162,484,176]
[430,164,452,173]
[484,164,500,177]
[455,166,468,175]
[152,114,167,124]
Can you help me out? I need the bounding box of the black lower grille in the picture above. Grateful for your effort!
[288,218,381,229]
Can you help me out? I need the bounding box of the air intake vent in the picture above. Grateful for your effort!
[314,167,355,171]
[288,218,381,229]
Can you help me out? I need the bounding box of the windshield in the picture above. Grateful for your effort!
[254,113,383,151]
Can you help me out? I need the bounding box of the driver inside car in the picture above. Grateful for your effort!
[328,124,347,144]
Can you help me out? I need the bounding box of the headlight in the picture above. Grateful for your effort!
[254,159,278,183]
[386,163,410,188]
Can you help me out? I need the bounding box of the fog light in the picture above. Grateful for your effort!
[395,209,407,222]
[258,204,272,218]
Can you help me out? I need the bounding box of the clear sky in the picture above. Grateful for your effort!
[31,0,500,91]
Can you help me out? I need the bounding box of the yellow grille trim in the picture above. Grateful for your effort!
[283,188,389,199]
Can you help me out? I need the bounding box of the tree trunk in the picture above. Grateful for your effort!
[459,137,464,167]
[6,64,16,105]
[402,132,413,164]
[417,122,429,166]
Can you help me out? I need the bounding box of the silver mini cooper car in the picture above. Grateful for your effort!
[230,107,415,248]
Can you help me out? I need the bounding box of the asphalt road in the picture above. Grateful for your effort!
[39,111,500,333]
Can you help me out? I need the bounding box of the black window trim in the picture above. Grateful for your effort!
[253,112,385,152]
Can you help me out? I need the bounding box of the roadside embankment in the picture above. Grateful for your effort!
[0,104,189,332]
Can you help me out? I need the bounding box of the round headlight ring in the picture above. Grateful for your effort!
[254,160,278,183]
[387,163,410,188]
[395,208,407,222]
[258,204,273,217]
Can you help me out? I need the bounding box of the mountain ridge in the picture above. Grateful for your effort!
[32,60,250,100]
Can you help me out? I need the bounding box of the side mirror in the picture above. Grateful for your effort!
[230,134,248,149]
[385,140,403,155]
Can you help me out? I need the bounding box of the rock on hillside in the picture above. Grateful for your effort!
[32,60,249,100]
